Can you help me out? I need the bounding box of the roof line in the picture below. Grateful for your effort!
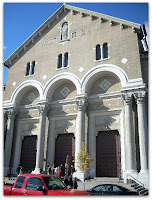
[65,3,141,26]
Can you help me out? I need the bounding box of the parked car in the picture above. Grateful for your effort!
[4,174,91,196]
[87,184,139,195]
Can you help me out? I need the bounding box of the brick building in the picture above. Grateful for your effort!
[4,4,148,187]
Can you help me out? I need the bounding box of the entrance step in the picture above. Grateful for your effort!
[94,177,122,183]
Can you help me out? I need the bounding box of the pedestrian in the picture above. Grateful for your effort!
[54,166,58,176]
[51,164,55,175]
[58,166,62,178]
[46,164,50,175]
[71,165,75,175]
[65,163,68,176]
[64,176,69,186]
[61,164,65,177]
[20,166,23,174]
[16,165,20,175]
[73,177,78,189]
[69,175,73,189]
[8,167,12,178]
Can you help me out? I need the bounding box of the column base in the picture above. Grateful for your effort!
[73,171,87,182]
[31,168,41,174]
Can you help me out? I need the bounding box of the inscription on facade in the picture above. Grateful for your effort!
[44,38,57,46]
[72,30,86,38]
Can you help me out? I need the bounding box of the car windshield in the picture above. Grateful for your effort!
[43,176,67,190]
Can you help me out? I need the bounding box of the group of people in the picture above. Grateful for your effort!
[46,163,75,177]
[46,163,78,189]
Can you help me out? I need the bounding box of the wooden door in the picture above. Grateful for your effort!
[54,133,75,166]
[20,135,37,173]
[96,131,121,177]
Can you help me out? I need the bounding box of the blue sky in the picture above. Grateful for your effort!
[3,2,148,84]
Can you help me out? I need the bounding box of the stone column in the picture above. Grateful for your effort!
[73,97,88,180]
[4,111,8,149]
[88,113,96,178]
[4,108,18,176]
[134,91,148,173]
[121,93,137,173]
[46,114,55,166]
[33,104,48,174]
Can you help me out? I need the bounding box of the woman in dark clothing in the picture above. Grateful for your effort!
[73,177,78,189]
[64,176,69,186]
[68,175,73,189]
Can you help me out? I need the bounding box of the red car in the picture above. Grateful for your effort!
[4,174,91,196]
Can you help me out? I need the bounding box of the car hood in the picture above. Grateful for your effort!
[47,189,91,196]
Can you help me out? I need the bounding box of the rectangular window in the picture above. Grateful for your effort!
[64,53,68,67]
[58,54,62,69]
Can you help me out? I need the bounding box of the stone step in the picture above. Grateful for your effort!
[94,177,121,183]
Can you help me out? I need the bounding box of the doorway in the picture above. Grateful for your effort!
[96,130,121,177]
[20,135,37,173]
[54,133,75,166]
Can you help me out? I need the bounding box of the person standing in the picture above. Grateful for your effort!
[58,166,62,178]
[73,177,78,189]
[69,175,73,189]
[54,166,58,176]
[65,163,68,177]
[16,165,20,175]
[46,164,50,175]
[51,164,55,175]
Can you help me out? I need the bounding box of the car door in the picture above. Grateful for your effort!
[11,176,26,195]
[24,177,46,195]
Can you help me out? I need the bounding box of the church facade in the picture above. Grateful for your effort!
[4,4,148,187]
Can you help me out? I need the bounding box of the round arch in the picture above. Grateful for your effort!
[10,80,44,105]
[81,64,129,93]
[43,72,81,100]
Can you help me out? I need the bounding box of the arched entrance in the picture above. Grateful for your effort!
[96,130,121,177]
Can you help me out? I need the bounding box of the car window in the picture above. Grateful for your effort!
[106,185,113,192]
[43,176,66,190]
[14,176,25,189]
[26,177,44,191]
[113,185,122,192]
[92,185,106,192]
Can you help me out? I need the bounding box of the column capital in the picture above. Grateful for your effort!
[76,98,88,111]
[121,93,133,105]
[134,91,147,104]
[38,104,49,115]
[7,108,18,119]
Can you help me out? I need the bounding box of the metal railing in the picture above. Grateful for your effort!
[127,174,144,187]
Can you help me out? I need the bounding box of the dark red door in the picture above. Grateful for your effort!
[20,135,37,173]
[96,130,121,177]
[54,133,75,166]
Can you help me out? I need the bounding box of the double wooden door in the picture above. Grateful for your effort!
[20,135,37,173]
[96,131,121,177]
[54,133,75,166]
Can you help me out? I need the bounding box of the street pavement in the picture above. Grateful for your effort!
[4,176,135,192]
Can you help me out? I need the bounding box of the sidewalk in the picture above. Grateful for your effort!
[77,179,135,191]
